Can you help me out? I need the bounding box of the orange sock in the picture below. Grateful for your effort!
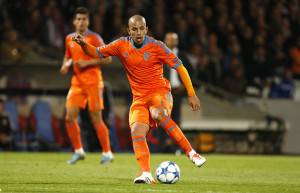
[159,116,192,154]
[66,121,82,150]
[132,135,150,172]
[94,121,111,153]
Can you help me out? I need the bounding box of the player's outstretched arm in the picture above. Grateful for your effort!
[176,64,201,111]
[72,34,99,58]
[76,57,112,68]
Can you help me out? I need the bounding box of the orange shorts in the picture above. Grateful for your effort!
[129,91,173,128]
[66,84,104,111]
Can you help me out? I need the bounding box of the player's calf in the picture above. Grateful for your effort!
[157,115,207,167]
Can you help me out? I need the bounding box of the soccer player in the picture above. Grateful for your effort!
[60,7,113,164]
[72,15,206,183]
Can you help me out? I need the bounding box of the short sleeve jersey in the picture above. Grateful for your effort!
[65,30,105,86]
[95,36,182,98]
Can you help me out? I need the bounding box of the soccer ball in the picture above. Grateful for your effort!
[156,161,180,184]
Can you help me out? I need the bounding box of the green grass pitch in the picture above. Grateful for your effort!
[0,153,300,193]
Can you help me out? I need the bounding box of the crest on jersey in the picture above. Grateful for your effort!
[70,43,75,48]
[144,52,150,61]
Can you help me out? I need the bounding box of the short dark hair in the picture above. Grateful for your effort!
[75,7,89,17]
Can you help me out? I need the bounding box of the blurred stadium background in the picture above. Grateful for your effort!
[0,0,300,155]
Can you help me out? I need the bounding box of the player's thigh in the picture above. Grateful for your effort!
[66,86,87,110]
[149,91,173,120]
[129,99,150,128]
[87,85,104,112]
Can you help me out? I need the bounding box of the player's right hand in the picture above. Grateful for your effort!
[188,95,201,111]
[60,65,69,75]
[72,33,86,46]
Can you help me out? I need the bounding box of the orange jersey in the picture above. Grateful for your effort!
[95,36,182,98]
[65,30,105,86]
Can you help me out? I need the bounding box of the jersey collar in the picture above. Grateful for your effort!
[130,35,149,49]
[80,29,90,37]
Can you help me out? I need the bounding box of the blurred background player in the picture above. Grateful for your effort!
[60,7,113,164]
[164,32,194,128]
[72,15,206,183]
[162,32,194,153]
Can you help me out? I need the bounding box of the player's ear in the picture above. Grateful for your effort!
[127,27,131,35]
[86,19,90,27]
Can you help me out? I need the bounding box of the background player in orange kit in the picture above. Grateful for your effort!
[60,7,113,164]
[72,15,206,183]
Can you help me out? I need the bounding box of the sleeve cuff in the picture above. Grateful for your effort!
[96,48,105,58]
[172,63,182,69]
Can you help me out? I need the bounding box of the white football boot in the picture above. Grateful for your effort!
[188,149,206,167]
[133,172,156,184]
[67,152,85,165]
[100,151,114,164]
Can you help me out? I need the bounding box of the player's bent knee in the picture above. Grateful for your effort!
[150,107,168,122]
[89,111,103,124]
[65,108,79,122]
[65,114,77,122]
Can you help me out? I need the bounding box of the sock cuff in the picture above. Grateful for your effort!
[75,148,85,154]
[188,149,196,157]
[102,151,112,156]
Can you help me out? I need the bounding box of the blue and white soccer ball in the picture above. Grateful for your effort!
[156,161,180,184]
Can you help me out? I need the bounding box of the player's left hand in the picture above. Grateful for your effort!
[188,95,201,111]
[77,60,90,68]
